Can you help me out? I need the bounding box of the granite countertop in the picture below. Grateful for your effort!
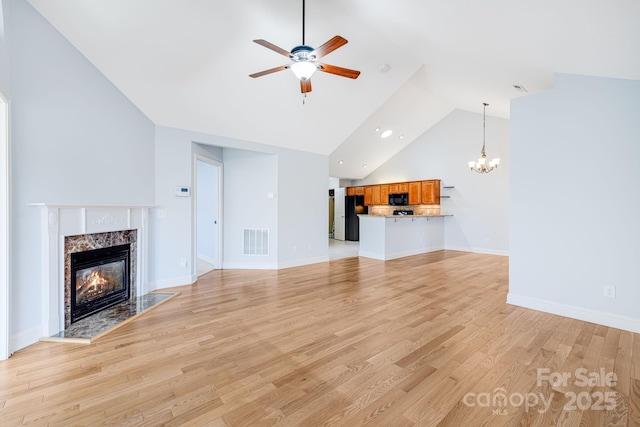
[358,214,453,218]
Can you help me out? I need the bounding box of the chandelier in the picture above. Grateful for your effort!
[468,102,500,173]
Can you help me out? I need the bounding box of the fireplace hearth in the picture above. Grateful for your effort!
[70,243,131,323]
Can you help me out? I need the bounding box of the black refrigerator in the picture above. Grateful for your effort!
[345,195,365,241]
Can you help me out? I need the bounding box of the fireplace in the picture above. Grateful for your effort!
[70,243,131,323]
[33,203,150,338]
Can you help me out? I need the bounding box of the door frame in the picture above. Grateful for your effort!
[192,154,223,272]
[1,87,10,360]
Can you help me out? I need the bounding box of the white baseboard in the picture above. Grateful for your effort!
[222,262,279,270]
[359,246,444,261]
[278,256,330,269]
[358,250,385,261]
[11,325,42,353]
[507,292,640,334]
[222,256,330,270]
[149,275,197,291]
[445,245,509,256]
[197,253,217,266]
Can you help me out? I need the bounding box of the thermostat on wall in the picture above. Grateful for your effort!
[175,186,191,197]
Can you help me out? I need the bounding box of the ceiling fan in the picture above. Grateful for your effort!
[249,0,361,94]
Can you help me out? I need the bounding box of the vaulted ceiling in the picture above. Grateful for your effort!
[26,0,640,179]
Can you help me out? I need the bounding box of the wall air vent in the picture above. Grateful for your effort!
[243,228,269,256]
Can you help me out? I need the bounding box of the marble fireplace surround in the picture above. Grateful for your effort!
[33,204,151,337]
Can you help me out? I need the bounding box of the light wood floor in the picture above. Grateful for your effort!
[1,251,639,426]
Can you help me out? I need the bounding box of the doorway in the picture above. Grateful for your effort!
[1,87,9,359]
[333,187,345,240]
[195,156,222,276]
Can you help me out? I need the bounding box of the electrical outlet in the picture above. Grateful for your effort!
[180,258,187,268]
[603,285,616,298]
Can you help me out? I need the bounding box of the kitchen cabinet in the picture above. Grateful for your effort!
[379,185,389,205]
[347,186,365,196]
[348,181,440,206]
[371,185,381,205]
[388,183,409,193]
[364,186,372,206]
[408,181,421,205]
[421,180,441,205]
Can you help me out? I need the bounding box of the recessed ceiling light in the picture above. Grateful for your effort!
[379,64,391,73]
[375,127,380,132]
[399,135,404,140]
[380,129,393,139]
[337,160,344,165]
[362,164,368,168]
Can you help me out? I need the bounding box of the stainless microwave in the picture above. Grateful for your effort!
[389,193,408,206]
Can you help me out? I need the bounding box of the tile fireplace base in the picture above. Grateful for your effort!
[41,292,179,344]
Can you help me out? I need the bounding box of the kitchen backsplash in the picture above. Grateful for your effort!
[368,205,441,216]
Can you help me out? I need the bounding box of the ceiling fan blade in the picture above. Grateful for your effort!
[253,39,292,57]
[300,79,312,93]
[311,35,348,59]
[249,65,288,78]
[317,63,361,79]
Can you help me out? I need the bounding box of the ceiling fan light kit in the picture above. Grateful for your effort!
[249,0,360,95]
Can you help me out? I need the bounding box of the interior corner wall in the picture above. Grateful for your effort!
[277,150,329,268]
[6,0,155,351]
[222,148,279,269]
[508,73,640,333]
[0,0,9,89]
[355,109,510,255]
[152,126,328,282]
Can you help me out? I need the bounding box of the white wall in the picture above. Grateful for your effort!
[0,0,9,89]
[277,149,329,268]
[151,126,329,285]
[222,149,279,268]
[508,73,640,333]
[6,0,155,351]
[355,109,510,255]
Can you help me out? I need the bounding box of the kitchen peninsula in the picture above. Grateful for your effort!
[346,179,452,260]
[358,214,449,260]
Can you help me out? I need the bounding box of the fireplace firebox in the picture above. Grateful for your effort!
[70,243,131,323]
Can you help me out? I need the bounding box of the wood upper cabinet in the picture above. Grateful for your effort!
[370,185,381,205]
[364,186,372,206]
[379,184,389,205]
[347,186,365,196]
[421,179,441,205]
[389,183,409,193]
[408,181,421,205]
[347,181,440,206]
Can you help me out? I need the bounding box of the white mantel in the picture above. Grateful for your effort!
[32,204,151,337]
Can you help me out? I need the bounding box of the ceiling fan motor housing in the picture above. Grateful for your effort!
[290,45,316,61]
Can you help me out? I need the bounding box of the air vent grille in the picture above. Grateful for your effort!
[243,228,269,256]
